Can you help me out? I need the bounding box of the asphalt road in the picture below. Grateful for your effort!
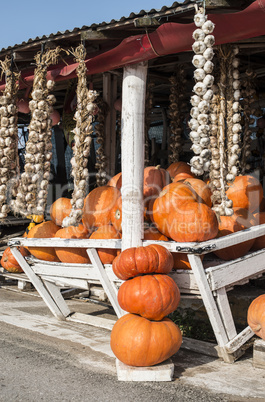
[0,320,231,402]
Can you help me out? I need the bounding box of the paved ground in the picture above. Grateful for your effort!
[0,287,265,401]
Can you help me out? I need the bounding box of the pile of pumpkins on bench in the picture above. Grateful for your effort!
[2,161,265,273]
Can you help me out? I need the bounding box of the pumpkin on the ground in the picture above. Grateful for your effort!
[89,224,121,264]
[112,244,173,280]
[117,274,180,320]
[27,221,61,262]
[226,175,263,213]
[247,294,265,340]
[83,186,121,230]
[110,313,182,367]
[54,224,90,264]
[213,208,257,260]
[49,197,72,226]
[1,246,29,273]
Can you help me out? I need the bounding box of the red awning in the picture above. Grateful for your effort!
[1,0,265,91]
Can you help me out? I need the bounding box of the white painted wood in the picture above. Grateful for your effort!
[42,276,90,290]
[86,248,125,318]
[121,62,148,250]
[225,327,254,354]
[215,287,237,340]
[116,359,174,382]
[10,237,122,249]
[66,312,116,331]
[42,280,71,318]
[10,247,67,321]
[187,254,229,347]
[253,339,265,369]
[17,280,32,291]
[207,249,265,291]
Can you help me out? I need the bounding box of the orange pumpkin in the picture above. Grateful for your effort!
[152,182,218,242]
[89,224,121,264]
[83,186,121,230]
[252,212,265,251]
[183,177,212,207]
[172,252,204,270]
[226,175,263,213]
[27,221,61,261]
[110,313,182,367]
[112,244,173,280]
[1,246,29,273]
[110,195,122,232]
[166,161,192,180]
[49,197,72,226]
[214,208,257,260]
[247,294,265,340]
[107,172,122,190]
[173,172,195,182]
[143,165,171,199]
[118,274,180,321]
[152,182,197,237]
[144,226,168,241]
[54,224,90,264]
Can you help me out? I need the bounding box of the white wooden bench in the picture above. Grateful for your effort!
[8,222,265,363]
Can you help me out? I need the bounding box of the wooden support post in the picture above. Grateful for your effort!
[103,72,118,178]
[10,247,69,321]
[121,62,148,251]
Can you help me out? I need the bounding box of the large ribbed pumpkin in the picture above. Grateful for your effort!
[89,224,121,264]
[184,178,212,207]
[112,244,173,280]
[226,175,263,213]
[252,212,265,251]
[247,294,265,340]
[54,224,90,264]
[143,165,171,199]
[214,208,257,260]
[1,246,29,273]
[110,313,182,367]
[27,221,60,261]
[118,274,180,320]
[166,161,192,180]
[49,197,72,226]
[83,186,121,230]
[152,182,218,242]
[152,182,197,237]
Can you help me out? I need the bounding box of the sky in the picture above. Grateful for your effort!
[0,0,184,50]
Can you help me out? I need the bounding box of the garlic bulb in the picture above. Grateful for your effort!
[202,20,215,34]
[193,29,205,41]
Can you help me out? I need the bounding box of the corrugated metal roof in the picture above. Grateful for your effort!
[0,1,193,54]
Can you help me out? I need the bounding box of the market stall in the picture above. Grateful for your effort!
[1,0,265,379]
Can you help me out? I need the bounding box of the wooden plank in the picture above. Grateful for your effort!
[66,312,116,331]
[253,339,265,369]
[181,337,218,358]
[187,254,229,347]
[121,62,147,251]
[10,247,68,321]
[10,237,122,249]
[86,248,125,318]
[43,280,71,318]
[225,326,254,354]
[215,287,237,340]
[207,249,265,291]
[169,270,199,292]
[42,276,90,290]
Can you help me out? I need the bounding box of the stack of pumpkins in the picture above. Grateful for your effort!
[110,244,182,367]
